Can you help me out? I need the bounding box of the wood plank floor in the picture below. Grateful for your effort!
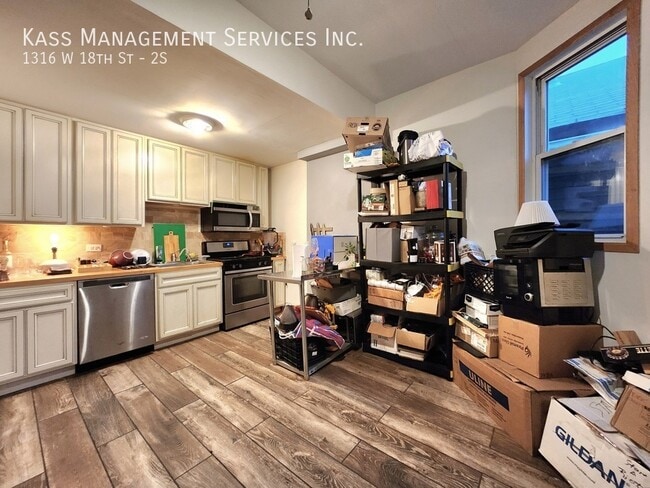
[0,321,569,488]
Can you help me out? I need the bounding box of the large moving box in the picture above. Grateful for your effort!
[452,344,592,454]
[498,315,602,378]
[540,398,650,488]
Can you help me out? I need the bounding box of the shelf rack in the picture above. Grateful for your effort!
[259,268,354,380]
[356,155,465,379]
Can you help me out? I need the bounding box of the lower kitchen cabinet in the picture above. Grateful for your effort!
[0,283,76,394]
[156,267,222,341]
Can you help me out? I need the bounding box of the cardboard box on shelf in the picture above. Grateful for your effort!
[366,227,400,262]
[398,181,415,214]
[453,311,499,358]
[540,398,650,488]
[388,179,400,215]
[396,328,434,361]
[453,344,593,455]
[611,385,650,450]
[342,116,392,153]
[367,286,404,310]
[405,295,441,316]
[368,321,398,353]
[498,315,603,379]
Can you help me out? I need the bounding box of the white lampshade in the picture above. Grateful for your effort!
[515,200,559,226]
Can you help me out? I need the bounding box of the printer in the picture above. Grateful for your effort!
[493,223,595,325]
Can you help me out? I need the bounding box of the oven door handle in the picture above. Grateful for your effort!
[224,266,273,276]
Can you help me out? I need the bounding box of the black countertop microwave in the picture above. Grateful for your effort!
[200,201,261,232]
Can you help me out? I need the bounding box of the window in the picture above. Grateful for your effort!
[518,0,640,252]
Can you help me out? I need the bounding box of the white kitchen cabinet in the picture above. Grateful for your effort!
[75,123,144,225]
[0,283,76,392]
[156,267,222,341]
[209,156,258,205]
[209,155,237,202]
[75,122,111,223]
[181,147,210,205]
[27,302,75,375]
[272,258,286,309]
[0,311,24,383]
[112,130,144,225]
[0,102,23,221]
[147,138,181,202]
[257,166,269,228]
[24,109,70,223]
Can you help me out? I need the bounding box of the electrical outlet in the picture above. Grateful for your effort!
[86,244,102,252]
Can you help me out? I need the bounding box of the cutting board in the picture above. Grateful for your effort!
[152,224,186,262]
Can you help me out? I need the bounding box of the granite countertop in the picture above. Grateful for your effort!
[0,261,223,289]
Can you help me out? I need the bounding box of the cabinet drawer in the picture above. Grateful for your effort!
[156,268,222,288]
[0,283,75,311]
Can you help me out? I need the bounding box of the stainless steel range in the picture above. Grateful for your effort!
[202,240,272,330]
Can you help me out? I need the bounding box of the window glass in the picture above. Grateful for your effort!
[545,35,627,151]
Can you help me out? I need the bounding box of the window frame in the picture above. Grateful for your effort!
[518,0,640,253]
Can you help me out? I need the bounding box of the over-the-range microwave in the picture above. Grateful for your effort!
[200,201,261,232]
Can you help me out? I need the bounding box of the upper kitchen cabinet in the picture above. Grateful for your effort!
[24,109,70,223]
[112,130,145,225]
[74,122,145,225]
[257,166,269,228]
[147,138,181,203]
[209,156,257,205]
[181,147,210,205]
[0,102,23,222]
[147,139,209,206]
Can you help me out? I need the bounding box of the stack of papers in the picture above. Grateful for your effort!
[564,357,624,407]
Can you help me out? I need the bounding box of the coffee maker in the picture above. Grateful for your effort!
[493,223,595,325]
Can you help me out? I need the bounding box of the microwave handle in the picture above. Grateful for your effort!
[248,208,252,230]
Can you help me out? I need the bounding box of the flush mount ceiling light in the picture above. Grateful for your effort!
[175,112,220,132]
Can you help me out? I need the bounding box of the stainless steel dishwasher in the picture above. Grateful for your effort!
[78,274,155,365]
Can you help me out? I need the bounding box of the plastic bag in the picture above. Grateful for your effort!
[408,130,454,162]
[458,237,486,265]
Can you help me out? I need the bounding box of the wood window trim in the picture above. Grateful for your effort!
[518,0,640,253]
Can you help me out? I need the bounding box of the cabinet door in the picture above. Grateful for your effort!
[26,302,75,375]
[194,279,222,329]
[181,147,209,205]
[0,102,23,221]
[113,130,144,225]
[272,259,286,308]
[237,161,257,204]
[24,109,70,223]
[210,156,237,202]
[257,166,269,228]
[157,284,193,339]
[75,122,111,224]
[147,139,181,202]
[0,310,24,384]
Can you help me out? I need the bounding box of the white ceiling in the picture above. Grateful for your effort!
[0,0,578,167]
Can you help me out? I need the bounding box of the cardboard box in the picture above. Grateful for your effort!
[453,311,499,357]
[405,295,441,316]
[368,322,398,353]
[453,344,592,455]
[367,286,404,310]
[540,398,650,488]
[398,181,415,214]
[366,227,400,262]
[333,294,361,316]
[342,116,392,153]
[388,179,400,215]
[611,385,650,450]
[397,327,434,351]
[498,315,602,379]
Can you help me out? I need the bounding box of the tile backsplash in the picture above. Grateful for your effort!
[0,203,282,273]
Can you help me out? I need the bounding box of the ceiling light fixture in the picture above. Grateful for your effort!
[176,112,219,132]
[305,0,313,20]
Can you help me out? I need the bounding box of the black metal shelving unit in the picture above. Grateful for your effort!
[356,155,465,379]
